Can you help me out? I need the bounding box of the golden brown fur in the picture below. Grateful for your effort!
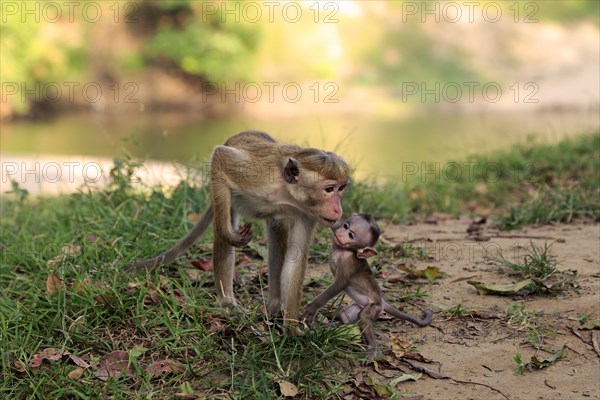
[126,130,350,323]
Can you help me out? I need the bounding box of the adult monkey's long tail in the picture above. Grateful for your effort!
[124,205,214,272]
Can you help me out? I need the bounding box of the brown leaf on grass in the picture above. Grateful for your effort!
[144,289,162,305]
[14,360,26,372]
[94,351,134,381]
[69,354,90,369]
[184,268,203,282]
[190,259,213,271]
[187,213,201,223]
[144,288,185,305]
[46,271,63,297]
[48,244,82,265]
[171,288,185,304]
[68,315,87,332]
[68,367,84,380]
[29,348,67,368]
[277,379,299,397]
[73,278,109,293]
[85,233,104,244]
[146,360,186,377]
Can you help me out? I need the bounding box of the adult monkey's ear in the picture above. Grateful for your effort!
[284,158,301,184]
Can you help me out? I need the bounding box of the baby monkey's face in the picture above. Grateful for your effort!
[332,214,377,250]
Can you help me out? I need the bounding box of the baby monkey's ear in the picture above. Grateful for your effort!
[356,247,377,259]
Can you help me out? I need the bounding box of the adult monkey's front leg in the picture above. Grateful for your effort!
[266,218,289,316]
[280,217,316,322]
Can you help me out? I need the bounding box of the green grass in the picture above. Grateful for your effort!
[493,242,560,281]
[1,133,598,398]
[490,241,578,295]
[346,133,600,228]
[1,178,362,399]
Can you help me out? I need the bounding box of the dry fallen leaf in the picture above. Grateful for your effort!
[29,348,66,368]
[94,351,134,381]
[398,265,445,282]
[390,372,422,385]
[69,354,90,369]
[46,271,63,297]
[146,360,186,377]
[187,213,201,223]
[389,334,412,358]
[277,379,299,397]
[68,367,84,380]
[85,233,104,244]
[144,289,162,305]
[467,279,535,296]
[73,278,109,293]
[68,315,87,332]
[48,244,82,265]
[191,259,213,271]
[363,374,393,397]
[184,268,204,282]
[14,360,26,372]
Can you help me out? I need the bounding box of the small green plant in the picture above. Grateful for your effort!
[514,349,527,375]
[109,158,142,192]
[506,303,528,326]
[396,286,429,302]
[413,286,428,299]
[506,303,542,327]
[527,325,544,349]
[493,241,559,280]
[444,304,474,318]
[578,314,590,324]
[490,241,578,294]
[398,242,430,261]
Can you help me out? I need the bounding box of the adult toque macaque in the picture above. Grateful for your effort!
[301,214,433,359]
[125,131,350,323]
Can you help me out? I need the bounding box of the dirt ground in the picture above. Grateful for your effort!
[303,220,600,400]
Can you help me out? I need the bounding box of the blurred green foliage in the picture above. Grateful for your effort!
[145,1,259,82]
[0,0,597,116]
[0,16,85,114]
[519,1,600,22]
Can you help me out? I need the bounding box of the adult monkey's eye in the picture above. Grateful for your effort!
[325,186,335,193]
[339,184,346,191]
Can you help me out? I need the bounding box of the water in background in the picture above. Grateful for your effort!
[1,108,598,195]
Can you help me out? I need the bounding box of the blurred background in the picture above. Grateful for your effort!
[1,0,599,190]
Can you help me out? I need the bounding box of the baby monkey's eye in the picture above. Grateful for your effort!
[343,223,349,229]
[349,232,355,239]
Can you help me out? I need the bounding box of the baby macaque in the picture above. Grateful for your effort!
[301,214,433,359]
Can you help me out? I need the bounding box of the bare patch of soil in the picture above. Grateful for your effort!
[304,221,600,399]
